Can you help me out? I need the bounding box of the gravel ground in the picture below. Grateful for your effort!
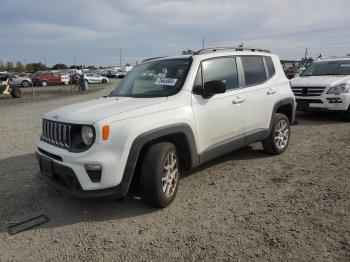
[0,85,349,261]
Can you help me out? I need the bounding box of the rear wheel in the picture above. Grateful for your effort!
[262,113,291,155]
[140,142,180,208]
[41,81,48,87]
[11,87,21,98]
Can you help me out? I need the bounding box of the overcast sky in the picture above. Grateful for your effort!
[1,0,349,66]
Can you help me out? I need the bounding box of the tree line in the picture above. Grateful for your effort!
[0,61,97,72]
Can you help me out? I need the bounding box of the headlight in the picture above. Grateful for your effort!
[81,126,94,146]
[327,83,350,95]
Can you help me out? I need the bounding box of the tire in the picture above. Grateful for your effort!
[262,113,291,155]
[41,81,48,87]
[102,79,107,84]
[11,87,21,98]
[140,142,180,208]
[22,80,30,88]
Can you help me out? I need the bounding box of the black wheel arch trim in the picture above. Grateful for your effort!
[269,97,296,132]
[118,123,199,197]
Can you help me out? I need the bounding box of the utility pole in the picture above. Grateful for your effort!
[202,36,205,49]
[119,48,122,68]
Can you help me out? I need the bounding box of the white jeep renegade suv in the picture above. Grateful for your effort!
[36,47,296,207]
[291,57,350,120]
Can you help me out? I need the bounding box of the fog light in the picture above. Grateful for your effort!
[84,164,102,182]
[327,97,343,104]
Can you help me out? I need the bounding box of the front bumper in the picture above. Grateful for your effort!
[296,94,350,112]
[36,153,124,198]
[36,139,131,198]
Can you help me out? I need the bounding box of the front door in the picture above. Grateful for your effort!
[191,56,246,156]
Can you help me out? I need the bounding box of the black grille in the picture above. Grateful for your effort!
[42,120,71,148]
[292,86,326,96]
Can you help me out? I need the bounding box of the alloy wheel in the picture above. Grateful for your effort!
[274,119,289,150]
[161,152,179,198]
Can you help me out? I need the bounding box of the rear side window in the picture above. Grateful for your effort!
[241,56,266,86]
[202,57,239,90]
[265,56,275,77]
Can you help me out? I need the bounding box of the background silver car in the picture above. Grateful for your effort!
[0,73,32,88]
[10,74,32,88]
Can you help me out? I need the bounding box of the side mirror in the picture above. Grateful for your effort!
[203,80,226,98]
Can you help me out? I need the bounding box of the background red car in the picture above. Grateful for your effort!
[33,73,61,87]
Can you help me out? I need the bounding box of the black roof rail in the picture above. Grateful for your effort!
[141,56,167,63]
[193,47,271,55]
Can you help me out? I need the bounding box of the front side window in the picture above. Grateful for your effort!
[111,58,191,98]
[241,56,267,86]
[201,57,239,90]
[301,60,350,76]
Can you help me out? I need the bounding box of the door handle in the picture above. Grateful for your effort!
[232,98,245,104]
[267,90,276,95]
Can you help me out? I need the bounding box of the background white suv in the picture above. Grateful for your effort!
[36,47,296,207]
[291,57,350,120]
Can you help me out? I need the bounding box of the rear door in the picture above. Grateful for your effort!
[240,55,279,132]
[192,56,246,154]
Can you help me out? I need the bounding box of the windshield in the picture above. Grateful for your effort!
[301,60,350,76]
[111,58,192,98]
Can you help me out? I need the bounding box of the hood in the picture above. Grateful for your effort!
[44,96,167,124]
[291,75,350,87]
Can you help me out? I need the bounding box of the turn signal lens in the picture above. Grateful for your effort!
[102,125,110,141]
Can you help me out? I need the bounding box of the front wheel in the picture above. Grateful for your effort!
[140,142,180,208]
[262,113,291,155]
[102,79,107,84]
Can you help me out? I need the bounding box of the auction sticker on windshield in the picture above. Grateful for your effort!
[155,78,177,86]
